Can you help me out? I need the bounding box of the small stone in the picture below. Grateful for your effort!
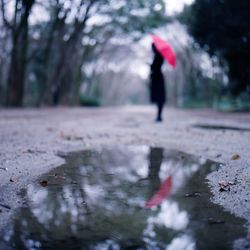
[232,154,240,160]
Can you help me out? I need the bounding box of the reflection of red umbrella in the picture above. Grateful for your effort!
[145,176,172,208]
[152,35,176,68]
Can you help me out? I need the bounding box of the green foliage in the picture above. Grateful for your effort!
[214,93,250,112]
[79,95,101,107]
[181,0,250,96]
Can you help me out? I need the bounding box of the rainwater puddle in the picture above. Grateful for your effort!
[2,146,246,250]
[192,124,250,132]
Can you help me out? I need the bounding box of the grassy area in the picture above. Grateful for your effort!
[79,95,101,107]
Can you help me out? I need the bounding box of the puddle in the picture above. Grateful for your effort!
[1,146,246,250]
[192,124,250,132]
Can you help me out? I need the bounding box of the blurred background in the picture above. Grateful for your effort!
[0,0,249,110]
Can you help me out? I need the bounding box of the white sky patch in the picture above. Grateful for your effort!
[130,63,149,80]
[165,0,194,15]
[29,4,50,25]
[167,235,196,250]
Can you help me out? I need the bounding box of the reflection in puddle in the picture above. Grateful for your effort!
[2,146,246,249]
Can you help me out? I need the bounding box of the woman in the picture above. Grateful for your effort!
[150,44,166,122]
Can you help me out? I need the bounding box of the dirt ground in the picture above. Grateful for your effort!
[0,106,250,248]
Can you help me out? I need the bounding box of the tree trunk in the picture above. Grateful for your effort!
[6,0,35,106]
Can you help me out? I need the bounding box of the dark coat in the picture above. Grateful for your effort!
[150,46,166,104]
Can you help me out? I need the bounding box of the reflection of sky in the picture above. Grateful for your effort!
[159,161,200,193]
[144,200,189,241]
[167,234,195,250]
[148,200,189,231]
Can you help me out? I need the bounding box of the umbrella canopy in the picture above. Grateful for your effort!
[152,35,176,68]
[145,176,172,208]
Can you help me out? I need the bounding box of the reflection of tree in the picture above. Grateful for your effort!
[6,148,153,249]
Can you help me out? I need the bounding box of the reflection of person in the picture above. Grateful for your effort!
[150,44,166,122]
[146,147,173,208]
[147,147,163,194]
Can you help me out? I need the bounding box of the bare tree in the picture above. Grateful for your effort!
[1,0,35,106]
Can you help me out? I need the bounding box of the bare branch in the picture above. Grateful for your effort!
[0,0,13,30]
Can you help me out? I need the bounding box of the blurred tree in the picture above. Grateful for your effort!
[1,0,35,106]
[181,0,250,96]
[0,17,8,105]
[30,0,167,106]
[0,0,167,106]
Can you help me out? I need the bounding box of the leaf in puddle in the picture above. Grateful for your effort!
[40,180,48,187]
[54,174,65,180]
[208,217,225,224]
[184,192,201,198]
[232,154,240,160]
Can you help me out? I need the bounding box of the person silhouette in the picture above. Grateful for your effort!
[150,44,166,122]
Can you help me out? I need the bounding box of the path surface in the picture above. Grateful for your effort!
[0,106,250,248]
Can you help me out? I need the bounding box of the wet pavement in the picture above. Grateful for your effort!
[1,146,246,250]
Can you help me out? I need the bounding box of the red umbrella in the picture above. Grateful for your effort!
[152,35,176,68]
[145,176,172,208]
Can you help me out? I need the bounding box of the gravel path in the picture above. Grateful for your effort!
[0,106,249,248]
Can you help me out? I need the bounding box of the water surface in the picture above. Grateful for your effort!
[1,146,246,250]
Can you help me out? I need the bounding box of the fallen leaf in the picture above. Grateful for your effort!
[218,180,236,192]
[60,132,72,141]
[10,178,15,182]
[60,131,83,141]
[40,180,48,187]
[184,192,201,198]
[54,174,65,180]
[27,149,35,153]
[232,154,240,160]
[208,217,225,224]
[219,180,230,192]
